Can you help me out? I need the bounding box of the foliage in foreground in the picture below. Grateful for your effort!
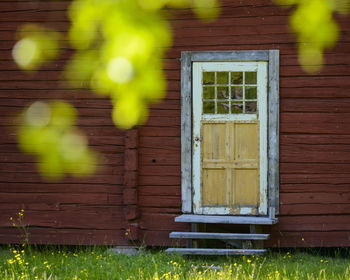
[13,0,219,179]
[12,0,350,179]
[1,246,350,280]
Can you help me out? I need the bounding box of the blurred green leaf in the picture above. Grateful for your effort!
[275,0,348,73]
[192,0,221,20]
[65,0,176,129]
[12,24,61,71]
[13,0,349,179]
[17,101,97,180]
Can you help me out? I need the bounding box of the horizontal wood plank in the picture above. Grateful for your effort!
[280,192,350,205]
[266,231,350,247]
[273,215,350,232]
[140,213,187,231]
[0,227,127,245]
[170,232,270,240]
[0,182,122,194]
[1,0,350,248]
[175,215,278,225]
[165,248,267,255]
[0,206,125,229]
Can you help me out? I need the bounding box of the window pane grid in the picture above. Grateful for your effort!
[202,71,257,115]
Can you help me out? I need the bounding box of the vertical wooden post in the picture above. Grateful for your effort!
[181,51,193,213]
[123,129,139,242]
[250,225,264,249]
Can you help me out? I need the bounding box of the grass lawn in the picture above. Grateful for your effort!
[0,245,350,279]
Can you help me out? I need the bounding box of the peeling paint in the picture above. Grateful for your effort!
[192,62,268,216]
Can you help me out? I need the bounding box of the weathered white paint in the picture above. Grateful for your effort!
[169,232,270,240]
[257,62,268,215]
[268,50,280,215]
[190,50,269,62]
[180,52,193,213]
[165,248,267,255]
[192,61,268,215]
[192,63,202,214]
[175,214,278,225]
[201,114,257,122]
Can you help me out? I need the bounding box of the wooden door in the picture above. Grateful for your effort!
[192,62,268,215]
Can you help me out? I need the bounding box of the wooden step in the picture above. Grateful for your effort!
[170,232,270,240]
[175,214,277,225]
[165,248,266,255]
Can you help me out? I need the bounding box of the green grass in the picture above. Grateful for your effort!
[0,246,350,279]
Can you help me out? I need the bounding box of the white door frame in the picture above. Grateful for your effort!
[179,50,280,218]
[192,62,268,215]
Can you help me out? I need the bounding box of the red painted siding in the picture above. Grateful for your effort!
[0,0,128,245]
[1,0,350,247]
[138,1,350,247]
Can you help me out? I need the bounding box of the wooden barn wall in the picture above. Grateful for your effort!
[138,1,350,247]
[1,0,350,248]
[0,1,129,245]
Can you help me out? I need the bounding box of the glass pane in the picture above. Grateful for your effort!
[203,72,215,85]
[231,86,243,99]
[231,72,243,85]
[246,87,257,99]
[217,101,230,114]
[246,102,257,113]
[203,101,215,114]
[245,72,257,84]
[231,102,243,113]
[203,86,215,99]
[217,86,229,100]
[217,72,229,84]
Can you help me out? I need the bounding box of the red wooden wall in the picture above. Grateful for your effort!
[1,0,350,247]
[0,0,129,245]
[139,1,350,247]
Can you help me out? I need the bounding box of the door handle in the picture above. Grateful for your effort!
[194,136,202,142]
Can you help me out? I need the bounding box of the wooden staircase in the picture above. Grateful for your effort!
[165,211,277,255]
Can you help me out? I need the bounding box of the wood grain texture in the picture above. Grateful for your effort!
[268,49,280,215]
[123,128,140,242]
[266,231,350,248]
[170,232,270,240]
[0,1,129,246]
[201,122,259,210]
[1,0,350,247]
[180,51,192,213]
[141,6,350,246]
[175,215,277,225]
[165,248,267,255]
[0,227,127,245]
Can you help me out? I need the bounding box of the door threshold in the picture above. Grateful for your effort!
[175,214,278,225]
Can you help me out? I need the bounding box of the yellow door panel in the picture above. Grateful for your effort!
[233,168,259,206]
[201,121,260,212]
[234,123,259,160]
[202,168,227,206]
[202,123,227,160]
